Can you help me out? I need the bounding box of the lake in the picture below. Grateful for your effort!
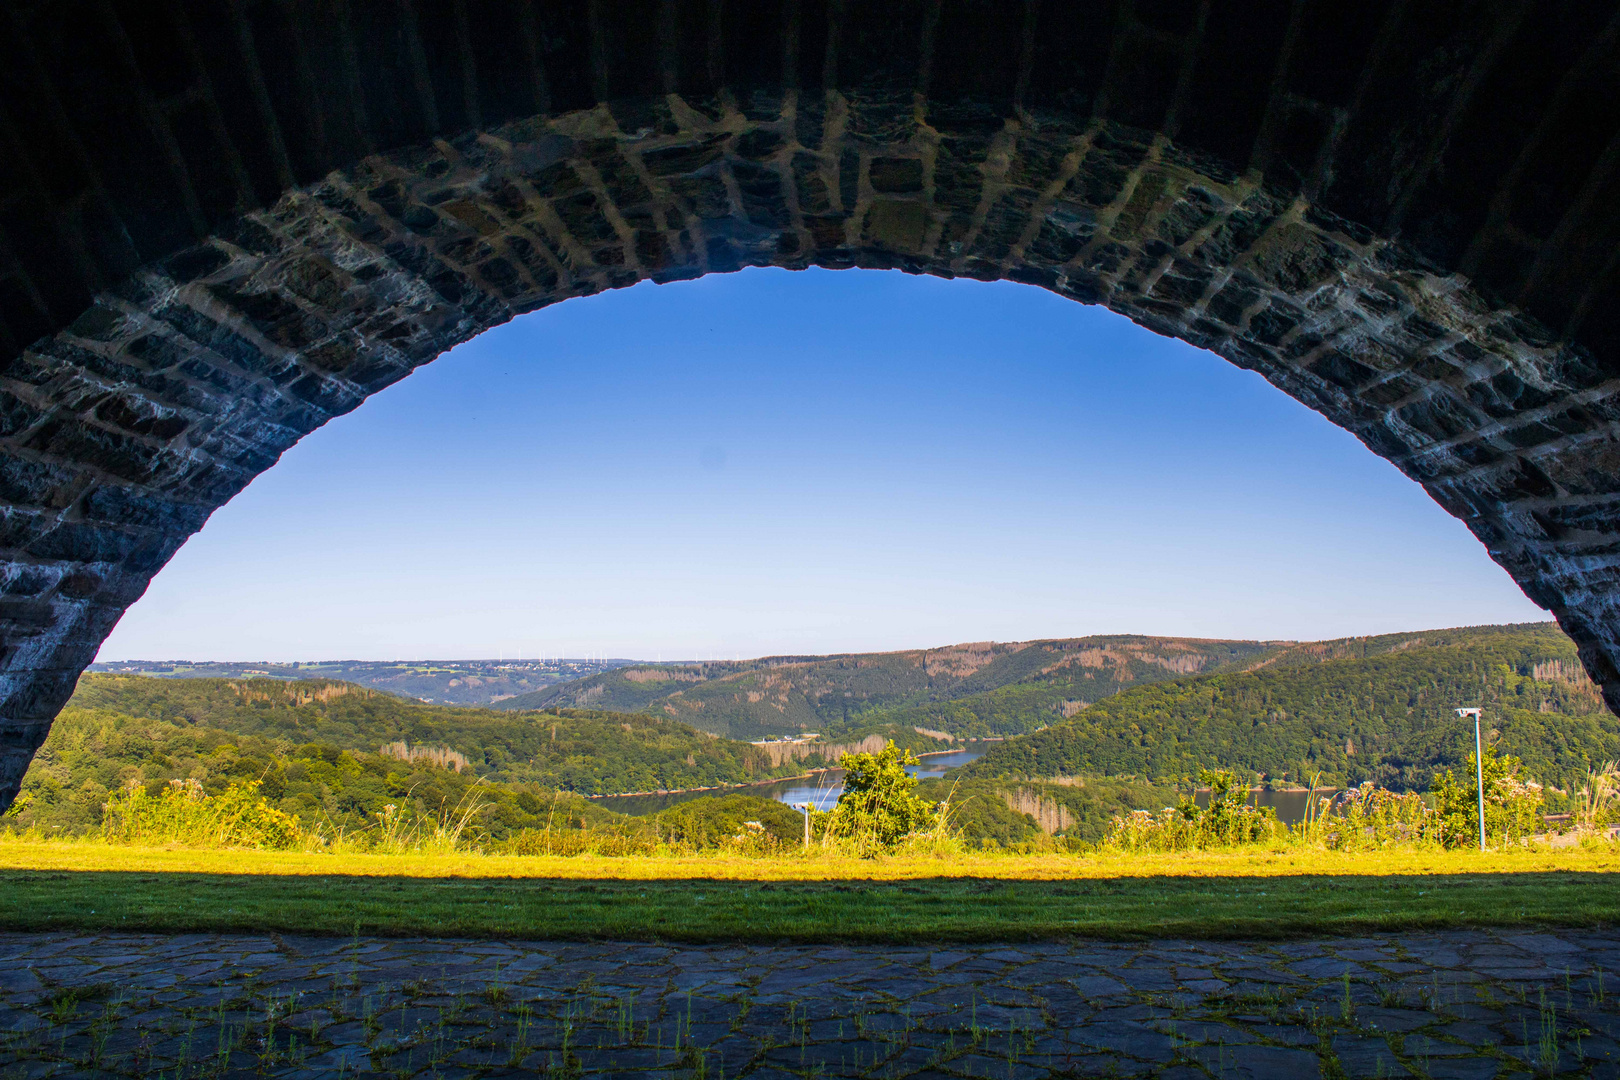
[592,743,993,816]
[594,744,1329,828]
[1191,787,1328,828]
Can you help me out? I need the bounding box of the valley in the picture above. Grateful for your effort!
[18,621,1615,851]
[86,657,636,706]
[491,635,1291,739]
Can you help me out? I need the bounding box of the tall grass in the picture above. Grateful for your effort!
[1297,783,1437,851]
[1105,769,1280,853]
[366,782,492,855]
[90,776,504,854]
[101,779,303,849]
[1576,761,1620,835]
[1104,765,1560,854]
[25,749,1599,861]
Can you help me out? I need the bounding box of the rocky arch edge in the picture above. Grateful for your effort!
[0,94,1608,809]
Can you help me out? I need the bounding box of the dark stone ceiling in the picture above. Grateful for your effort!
[0,0,1617,806]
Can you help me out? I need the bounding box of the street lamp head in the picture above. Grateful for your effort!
[1456,707,1481,718]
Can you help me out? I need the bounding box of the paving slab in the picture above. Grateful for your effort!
[2,928,1619,1076]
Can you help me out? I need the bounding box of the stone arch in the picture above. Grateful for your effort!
[0,1,1619,807]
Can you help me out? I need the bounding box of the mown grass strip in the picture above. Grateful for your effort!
[1,842,1617,942]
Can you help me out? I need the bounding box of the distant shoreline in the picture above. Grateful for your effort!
[589,741,996,801]
[586,766,837,801]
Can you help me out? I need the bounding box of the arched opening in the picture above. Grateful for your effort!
[2,2,1618,810]
[94,268,1545,664]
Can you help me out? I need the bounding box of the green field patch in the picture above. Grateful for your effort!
[2,844,1617,942]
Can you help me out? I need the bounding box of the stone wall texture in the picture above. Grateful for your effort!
[0,0,1618,807]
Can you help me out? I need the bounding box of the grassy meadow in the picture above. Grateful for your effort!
[9,641,1620,945]
[3,837,1619,942]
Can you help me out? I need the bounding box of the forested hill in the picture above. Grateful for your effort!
[492,636,1287,740]
[495,623,1578,743]
[867,622,1581,739]
[961,623,1617,791]
[58,675,800,794]
[12,674,1164,848]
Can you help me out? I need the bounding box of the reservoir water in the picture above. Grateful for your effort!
[592,743,991,816]
[1191,787,1326,828]
[594,742,1328,828]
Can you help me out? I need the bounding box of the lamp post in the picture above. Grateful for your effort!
[793,802,812,851]
[1456,707,1486,852]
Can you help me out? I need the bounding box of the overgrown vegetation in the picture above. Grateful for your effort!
[1102,747,1557,854]
[1304,783,1434,852]
[500,794,806,856]
[100,779,303,850]
[7,764,819,857]
[1104,769,1282,852]
[5,726,1619,941]
[1430,744,1548,848]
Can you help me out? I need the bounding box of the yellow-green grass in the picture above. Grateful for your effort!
[2,839,1617,942]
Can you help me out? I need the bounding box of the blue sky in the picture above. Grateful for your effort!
[95,268,1547,662]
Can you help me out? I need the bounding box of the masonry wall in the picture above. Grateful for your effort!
[0,1,1617,807]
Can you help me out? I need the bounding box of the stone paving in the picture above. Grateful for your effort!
[2,930,1619,1078]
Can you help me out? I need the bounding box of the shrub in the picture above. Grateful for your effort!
[1307,783,1437,851]
[1104,769,1279,852]
[821,741,941,857]
[102,778,303,849]
[654,794,800,852]
[1431,742,1545,848]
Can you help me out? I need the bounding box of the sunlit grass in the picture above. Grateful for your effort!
[2,835,1618,880]
[1,837,1617,941]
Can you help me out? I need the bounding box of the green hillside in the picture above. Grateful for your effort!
[8,675,1068,848]
[9,700,811,848]
[962,623,1617,791]
[45,675,802,797]
[868,621,1587,738]
[494,636,1287,740]
[498,625,1584,746]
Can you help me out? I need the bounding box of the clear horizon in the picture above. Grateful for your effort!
[94,615,1559,667]
[94,268,1549,663]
